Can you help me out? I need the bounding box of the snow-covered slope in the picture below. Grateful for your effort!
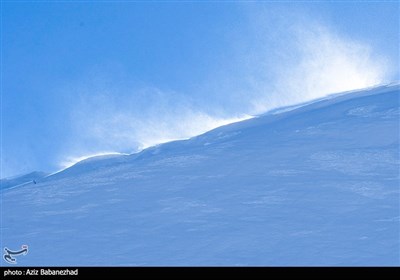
[0,172,48,191]
[1,85,399,266]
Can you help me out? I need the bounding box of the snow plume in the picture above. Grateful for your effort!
[75,87,248,151]
[61,6,392,167]
[252,23,389,113]
[216,6,392,114]
[62,86,250,168]
[60,152,128,170]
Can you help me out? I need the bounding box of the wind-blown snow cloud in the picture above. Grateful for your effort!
[250,21,390,113]
[61,87,250,168]
[72,87,250,151]
[209,6,392,114]
[61,6,392,168]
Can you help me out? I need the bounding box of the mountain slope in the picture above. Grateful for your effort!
[1,85,399,266]
[0,172,48,190]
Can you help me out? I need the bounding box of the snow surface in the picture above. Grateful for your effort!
[0,172,48,191]
[1,85,399,266]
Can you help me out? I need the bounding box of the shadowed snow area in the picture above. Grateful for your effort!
[1,84,399,266]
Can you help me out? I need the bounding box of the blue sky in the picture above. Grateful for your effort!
[1,1,399,177]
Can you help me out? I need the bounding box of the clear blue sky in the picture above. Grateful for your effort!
[1,1,399,177]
